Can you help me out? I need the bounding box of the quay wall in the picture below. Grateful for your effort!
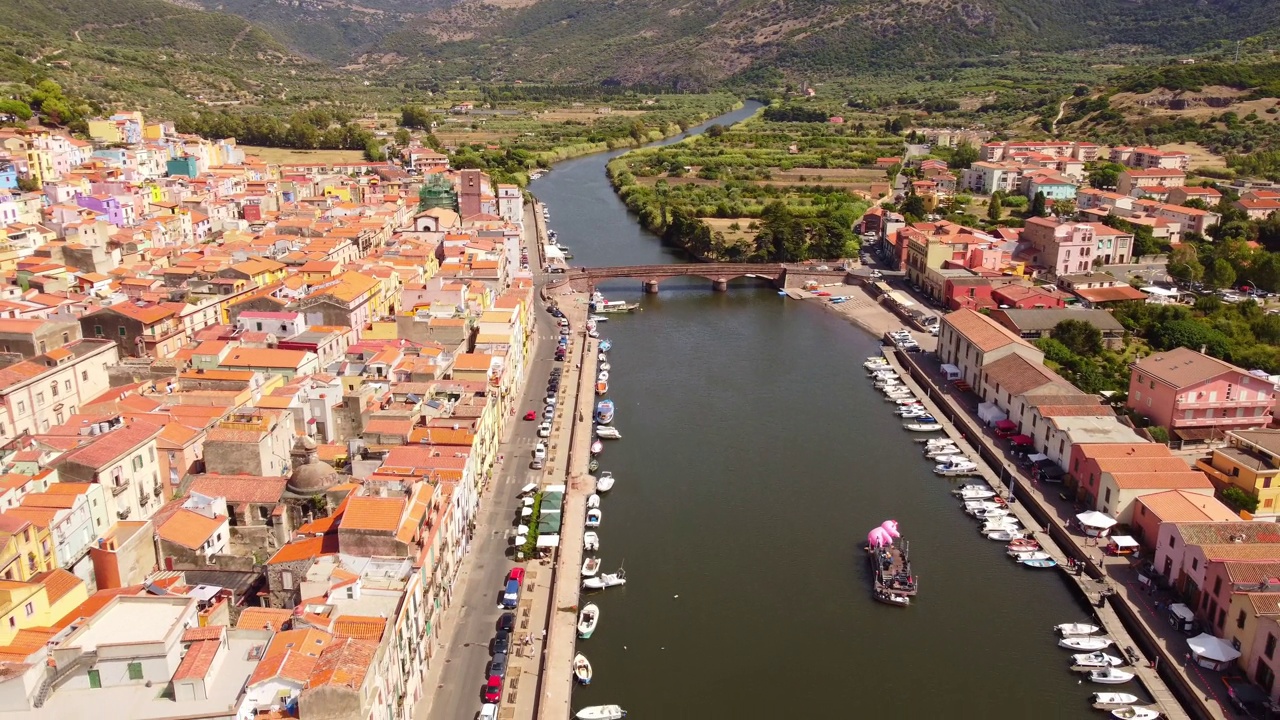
[892,348,1215,720]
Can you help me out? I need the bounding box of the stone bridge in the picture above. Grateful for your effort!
[553,263,788,293]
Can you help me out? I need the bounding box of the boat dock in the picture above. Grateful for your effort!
[879,349,1194,720]
[535,292,599,720]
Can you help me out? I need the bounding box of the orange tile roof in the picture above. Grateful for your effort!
[943,309,1032,353]
[250,650,319,686]
[182,625,225,642]
[306,637,377,690]
[190,474,288,504]
[61,422,161,469]
[236,606,294,631]
[158,509,226,550]
[268,534,340,565]
[340,497,404,533]
[173,639,220,681]
[1108,471,1213,490]
[32,569,82,605]
[1136,490,1238,523]
[331,615,387,641]
[267,627,332,658]
[0,627,59,663]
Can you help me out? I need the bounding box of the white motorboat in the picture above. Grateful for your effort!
[590,315,608,323]
[935,460,980,476]
[986,529,1027,541]
[1088,667,1135,685]
[964,500,1004,513]
[577,604,599,639]
[1008,550,1051,562]
[884,393,915,403]
[582,557,601,577]
[955,488,997,500]
[598,352,608,362]
[586,508,602,527]
[894,397,922,405]
[925,448,963,459]
[982,521,1022,535]
[1056,623,1102,636]
[587,493,601,509]
[904,422,944,432]
[590,440,603,455]
[1073,651,1125,668]
[599,361,611,372]
[871,369,898,379]
[583,531,600,552]
[1093,693,1140,707]
[583,569,626,590]
[1111,707,1159,720]
[573,653,593,685]
[596,426,621,440]
[884,389,914,399]
[575,706,626,720]
[972,507,1011,520]
[596,471,614,492]
[1060,636,1114,651]
[923,437,956,445]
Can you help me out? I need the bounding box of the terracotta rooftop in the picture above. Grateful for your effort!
[190,474,288,504]
[182,625,225,642]
[982,353,1070,396]
[61,422,161,469]
[943,308,1033,353]
[1176,522,1280,546]
[340,496,404,533]
[157,509,226,550]
[32,569,81,605]
[1132,346,1246,389]
[250,650,319,686]
[172,639,220,681]
[236,606,294,631]
[1072,285,1148,303]
[331,615,387,641]
[306,637,377,690]
[268,533,340,565]
[1108,470,1212,490]
[1224,562,1280,588]
[1136,490,1238,524]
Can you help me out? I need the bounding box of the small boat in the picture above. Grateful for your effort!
[587,493,601,509]
[1088,667,1135,685]
[577,604,599,639]
[582,557,601,577]
[1009,550,1052,562]
[1073,652,1125,668]
[583,569,626,590]
[589,315,608,323]
[596,426,621,440]
[597,370,610,382]
[1007,538,1039,550]
[590,440,603,455]
[924,448,962,459]
[955,488,997,500]
[964,500,1003,514]
[595,400,615,425]
[1093,693,1140,707]
[583,531,600,551]
[588,459,600,473]
[935,460,980,476]
[587,328,599,338]
[873,589,910,607]
[1023,558,1059,569]
[1060,636,1114,651]
[598,340,612,352]
[598,353,608,362]
[586,508,602,527]
[596,380,608,395]
[883,393,915,403]
[575,706,626,720]
[1111,707,1160,720]
[599,361,611,372]
[573,653,593,685]
[595,301,638,313]
[596,471,614,492]
[986,529,1027,541]
[972,507,1011,520]
[982,521,1022,535]
[904,422,944,432]
[1056,623,1102,636]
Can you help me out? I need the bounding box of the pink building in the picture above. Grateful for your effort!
[1128,347,1275,438]
[1021,216,1096,276]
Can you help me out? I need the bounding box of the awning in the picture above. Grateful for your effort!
[941,363,962,380]
[1170,603,1195,622]
[1076,510,1118,529]
[979,403,1008,424]
[994,419,1017,430]
[519,483,537,495]
[886,290,915,307]
[1110,535,1139,549]
[1010,434,1034,445]
[536,535,560,548]
[1188,633,1242,663]
[1027,453,1048,463]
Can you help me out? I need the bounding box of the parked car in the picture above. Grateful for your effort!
[483,675,502,703]
[479,704,498,720]
[507,568,525,584]
[489,652,508,679]
[534,442,547,460]
[500,580,520,609]
[530,458,544,470]
[538,422,551,438]
[498,612,515,632]
[492,629,511,654]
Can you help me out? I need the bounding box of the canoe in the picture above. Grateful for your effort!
[577,604,599,639]
[573,653,593,685]
[576,706,626,720]
[1060,636,1114,651]
[1056,623,1102,636]
[1111,707,1160,720]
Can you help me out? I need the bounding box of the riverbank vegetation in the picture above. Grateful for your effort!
[606,109,898,260]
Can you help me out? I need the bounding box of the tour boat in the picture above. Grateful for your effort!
[595,300,638,313]
[1060,636,1114,651]
[582,569,626,590]
[577,604,599,639]
[903,422,944,432]
[596,380,608,395]
[582,557,601,577]
[1087,667,1135,685]
[587,493,600,509]
[586,508,602,527]
[595,471,614,492]
[596,426,621,440]
[573,653,593,685]
[595,400,615,425]
[1008,550,1051,562]
[1073,652,1125,668]
[598,340,613,352]
[1093,693,1140,707]
[583,531,600,551]
[575,706,626,720]
[867,535,918,600]
[1111,707,1159,720]
[590,440,603,455]
[1056,623,1102,636]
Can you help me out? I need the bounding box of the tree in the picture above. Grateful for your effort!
[1051,319,1103,356]
[950,142,979,170]
[1087,162,1125,190]
[1204,257,1237,289]
[1030,191,1047,217]
[400,105,433,129]
[1052,199,1076,218]
[706,124,725,138]
[394,128,411,146]
[0,100,33,122]
[1168,244,1204,283]
[987,192,1003,222]
[900,194,927,223]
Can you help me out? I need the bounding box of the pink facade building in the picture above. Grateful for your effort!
[1022,216,1096,276]
[1128,347,1274,436]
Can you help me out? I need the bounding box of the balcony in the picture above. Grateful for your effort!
[1171,414,1273,428]
[110,481,130,496]
[1176,398,1272,410]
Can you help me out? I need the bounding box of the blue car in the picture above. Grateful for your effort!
[501,578,520,608]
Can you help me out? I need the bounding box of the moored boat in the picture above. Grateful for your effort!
[590,440,603,455]
[1088,667,1135,685]
[1060,636,1114,651]
[587,493,601,508]
[1008,550,1051,561]
[1056,623,1102,636]
[582,569,626,590]
[985,529,1028,541]
[595,400,615,425]
[583,531,600,551]
[577,604,599,639]
[904,422,944,432]
[582,557,601,577]
[573,653,593,685]
[1111,707,1160,720]
[1093,693,1140,707]
[588,459,600,473]
[873,589,910,607]
[866,524,917,602]
[955,488,997,500]
[1019,557,1059,568]
[599,339,612,352]
[596,380,608,395]
[575,706,626,720]
[1073,651,1125,668]
[596,471,614,492]
[596,426,621,440]
[1007,538,1040,551]
[586,508,602,527]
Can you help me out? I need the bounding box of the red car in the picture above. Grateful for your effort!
[483,674,503,703]
[507,567,526,585]
[523,410,537,421]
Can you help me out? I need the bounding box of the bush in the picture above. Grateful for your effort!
[1221,485,1259,513]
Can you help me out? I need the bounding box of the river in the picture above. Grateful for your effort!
[530,104,1104,718]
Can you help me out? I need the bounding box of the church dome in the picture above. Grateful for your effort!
[287,436,339,494]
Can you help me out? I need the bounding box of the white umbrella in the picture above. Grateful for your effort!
[519,483,537,495]
[517,524,530,534]
[522,497,535,507]
[1075,511,1118,529]
[514,535,528,545]
[1187,633,1241,663]
[521,507,533,517]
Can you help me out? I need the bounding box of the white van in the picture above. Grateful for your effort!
[479,704,499,720]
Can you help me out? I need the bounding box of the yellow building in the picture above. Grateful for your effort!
[143,122,166,141]
[0,516,56,582]
[0,570,87,644]
[86,120,123,144]
[1197,430,1280,519]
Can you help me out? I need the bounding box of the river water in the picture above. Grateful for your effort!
[531,104,1101,718]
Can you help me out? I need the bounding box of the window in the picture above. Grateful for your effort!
[81,370,88,381]
[127,662,143,680]
[1104,488,1111,503]
[118,327,126,338]
[148,447,155,463]
[23,602,33,617]
[64,380,70,391]
[1214,577,1222,594]
[87,669,101,689]
[282,570,294,589]
[132,456,143,471]
[50,382,57,397]
[5,618,12,629]
[93,325,103,338]
[35,393,43,405]
[62,332,69,344]
[1169,536,1176,548]
[1268,634,1277,659]
[1192,557,1199,571]
[1257,659,1275,694]
[256,322,263,331]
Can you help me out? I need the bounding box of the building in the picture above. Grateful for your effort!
[1117,168,1186,198]
[1128,347,1274,442]
[1131,490,1237,550]
[1196,430,1280,520]
[1069,442,1214,522]
[0,339,119,441]
[937,309,1044,392]
[55,421,165,523]
[989,308,1126,349]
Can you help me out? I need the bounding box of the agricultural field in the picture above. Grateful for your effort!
[238,146,367,164]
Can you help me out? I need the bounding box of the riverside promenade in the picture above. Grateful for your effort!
[534,286,598,720]
[883,347,1215,720]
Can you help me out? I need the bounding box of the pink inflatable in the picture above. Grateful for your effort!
[881,520,901,538]
[867,527,894,547]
